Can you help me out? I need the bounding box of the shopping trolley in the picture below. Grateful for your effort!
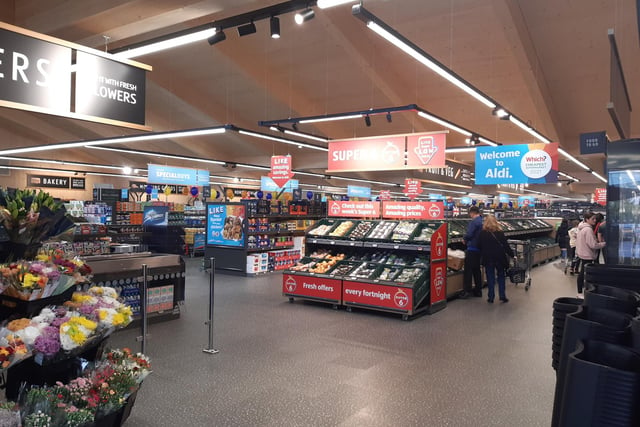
[507,239,532,291]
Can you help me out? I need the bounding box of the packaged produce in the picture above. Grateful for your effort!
[367,221,398,240]
[391,221,418,240]
[328,221,354,237]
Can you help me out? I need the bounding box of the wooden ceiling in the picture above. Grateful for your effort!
[1,0,639,199]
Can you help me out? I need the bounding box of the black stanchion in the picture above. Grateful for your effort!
[203,257,219,355]
[136,264,150,354]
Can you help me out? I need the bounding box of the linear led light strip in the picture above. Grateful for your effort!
[269,126,329,143]
[113,28,217,60]
[0,126,227,156]
[0,155,146,173]
[237,129,328,151]
[508,116,552,144]
[0,164,141,179]
[557,171,580,182]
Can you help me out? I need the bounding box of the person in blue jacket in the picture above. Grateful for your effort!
[460,206,483,298]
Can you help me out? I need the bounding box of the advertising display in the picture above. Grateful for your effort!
[406,132,447,169]
[404,178,422,200]
[328,135,405,172]
[206,203,246,247]
[429,223,448,307]
[282,275,341,303]
[518,196,536,207]
[328,201,380,218]
[147,164,209,186]
[268,155,294,188]
[379,190,391,201]
[342,282,413,312]
[347,185,371,198]
[594,188,607,206]
[142,206,168,227]
[382,201,444,220]
[475,143,558,185]
[260,176,299,192]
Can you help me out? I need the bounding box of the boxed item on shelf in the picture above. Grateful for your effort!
[447,249,465,271]
[390,221,419,241]
[365,220,398,240]
[307,218,340,236]
[345,220,375,240]
[327,220,355,238]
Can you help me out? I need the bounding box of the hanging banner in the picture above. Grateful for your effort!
[475,143,558,185]
[382,201,444,220]
[260,177,298,192]
[347,185,371,198]
[379,190,391,201]
[327,135,405,172]
[421,159,472,187]
[328,201,380,218]
[406,132,447,169]
[594,188,607,206]
[147,164,209,186]
[404,179,422,200]
[0,22,150,131]
[268,155,294,188]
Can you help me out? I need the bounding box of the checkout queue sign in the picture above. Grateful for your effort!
[475,143,558,185]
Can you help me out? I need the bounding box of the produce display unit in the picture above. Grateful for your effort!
[204,200,324,275]
[83,252,185,323]
[283,218,449,320]
[446,217,558,297]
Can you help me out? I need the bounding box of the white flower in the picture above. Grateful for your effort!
[32,308,55,324]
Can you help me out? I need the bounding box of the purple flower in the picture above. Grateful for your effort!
[51,316,70,328]
[34,326,61,356]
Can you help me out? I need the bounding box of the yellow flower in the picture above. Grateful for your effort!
[22,273,40,289]
[112,313,125,326]
[35,254,50,262]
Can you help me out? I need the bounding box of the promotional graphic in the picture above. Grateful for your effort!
[594,188,607,206]
[475,143,558,185]
[282,275,341,303]
[328,135,405,172]
[147,164,209,186]
[260,177,299,192]
[142,206,169,227]
[268,155,294,188]
[378,190,391,201]
[404,179,422,200]
[347,185,371,198]
[406,132,447,169]
[342,281,413,312]
[206,203,245,247]
[518,196,536,207]
[382,202,444,220]
[430,261,447,304]
[328,201,380,218]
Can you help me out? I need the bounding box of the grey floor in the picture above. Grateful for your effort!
[109,258,577,427]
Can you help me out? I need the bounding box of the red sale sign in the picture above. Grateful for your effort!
[430,223,448,261]
[379,190,391,201]
[328,201,380,218]
[282,274,342,303]
[342,281,413,311]
[328,136,405,172]
[594,188,607,206]
[406,132,447,169]
[382,201,444,220]
[430,261,447,304]
[269,155,294,188]
[404,178,422,200]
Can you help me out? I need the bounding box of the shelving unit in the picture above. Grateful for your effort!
[283,218,449,320]
[204,200,324,274]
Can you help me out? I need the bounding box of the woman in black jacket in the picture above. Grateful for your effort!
[556,218,570,262]
[478,215,515,303]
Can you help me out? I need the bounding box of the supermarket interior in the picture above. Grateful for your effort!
[1,1,640,426]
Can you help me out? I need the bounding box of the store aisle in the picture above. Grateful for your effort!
[109,258,577,427]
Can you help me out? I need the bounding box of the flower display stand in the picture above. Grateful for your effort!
[0,286,76,321]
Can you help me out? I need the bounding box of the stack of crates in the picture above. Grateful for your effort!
[246,253,269,274]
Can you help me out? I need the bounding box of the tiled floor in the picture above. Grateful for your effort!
[109,258,577,426]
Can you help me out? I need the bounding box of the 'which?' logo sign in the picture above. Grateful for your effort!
[475,143,558,185]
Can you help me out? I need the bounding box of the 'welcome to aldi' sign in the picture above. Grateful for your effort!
[0,22,150,130]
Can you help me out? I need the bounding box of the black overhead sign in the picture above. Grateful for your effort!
[0,22,151,130]
[421,159,473,186]
[27,174,69,189]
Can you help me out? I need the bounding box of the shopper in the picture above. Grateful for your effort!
[555,218,570,263]
[575,212,606,297]
[478,215,515,303]
[460,206,483,299]
[594,213,606,263]
[567,219,580,274]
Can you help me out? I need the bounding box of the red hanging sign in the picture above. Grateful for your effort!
[328,201,380,218]
[594,188,607,206]
[327,136,405,172]
[406,132,447,169]
[268,155,294,188]
[379,190,391,201]
[382,201,444,220]
[404,178,422,200]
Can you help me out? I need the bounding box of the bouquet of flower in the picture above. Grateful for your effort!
[0,260,70,301]
[65,287,132,331]
[0,330,29,368]
[0,189,75,262]
[104,347,152,384]
[59,315,98,351]
[36,248,92,289]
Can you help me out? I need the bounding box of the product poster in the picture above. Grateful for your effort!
[475,143,558,185]
[206,203,245,247]
[142,206,168,226]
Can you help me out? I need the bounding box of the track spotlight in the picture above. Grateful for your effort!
[386,112,392,123]
[292,123,299,131]
[270,16,281,39]
[207,30,226,45]
[237,21,257,37]
[295,8,315,25]
[364,115,371,127]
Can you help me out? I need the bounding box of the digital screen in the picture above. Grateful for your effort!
[142,206,168,227]
[206,203,246,247]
